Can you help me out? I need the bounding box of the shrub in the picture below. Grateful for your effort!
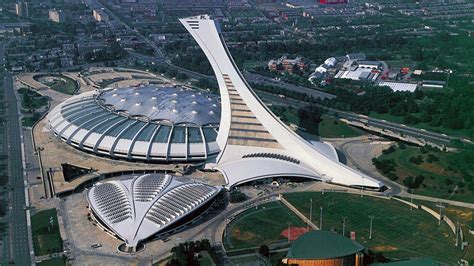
[426,154,439,163]
[445,178,453,186]
[409,155,424,165]
[382,145,396,155]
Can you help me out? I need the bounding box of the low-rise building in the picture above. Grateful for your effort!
[378,81,418,92]
[357,60,382,70]
[282,231,365,265]
[268,56,307,74]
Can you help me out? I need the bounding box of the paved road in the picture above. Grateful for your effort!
[244,72,335,100]
[4,72,31,265]
[338,138,403,196]
[333,110,456,146]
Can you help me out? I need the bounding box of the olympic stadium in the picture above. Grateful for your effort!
[47,85,221,162]
[47,15,383,190]
[87,173,220,251]
[42,15,386,253]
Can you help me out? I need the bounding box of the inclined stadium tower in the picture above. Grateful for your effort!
[47,85,221,162]
[180,15,384,190]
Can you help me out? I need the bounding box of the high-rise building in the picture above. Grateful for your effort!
[93,9,109,22]
[15,1,29,19]
[49,9,67,23]
[319,0,348,4]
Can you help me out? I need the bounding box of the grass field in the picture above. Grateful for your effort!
[318,115,365,138]
[284,192,464,263]
[37,257,66,266]
[369,111,472,138]
[18,88,48,127]
[31,209,63,256]
[224,201,304,250]
[198,251,215,266]
[22,112,43,127]
[269,106,363,138]
[417,201,474,264]
[34,74,78,95]
[377,145,474,203]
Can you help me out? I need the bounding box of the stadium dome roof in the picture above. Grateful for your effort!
[99,86,220,125]
[47,85,221,162]
[87,173,220,248]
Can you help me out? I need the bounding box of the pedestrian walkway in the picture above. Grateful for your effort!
[279,195,319,230]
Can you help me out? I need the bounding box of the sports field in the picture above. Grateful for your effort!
[284,192,464,263]
[37,257,66,266]
[31,209,63,256]
[224,201,304,250]
[318,115,364,138]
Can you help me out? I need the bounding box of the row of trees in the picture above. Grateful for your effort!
[167,239,216,266]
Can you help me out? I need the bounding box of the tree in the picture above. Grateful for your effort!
[258,244,270,258]
[426,154,439,163]
[229,190,247,203]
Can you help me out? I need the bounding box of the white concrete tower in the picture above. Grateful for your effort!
[180,15,383,190]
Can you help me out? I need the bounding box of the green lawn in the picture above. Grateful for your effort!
[22,112,43,127]
[18,88,48,110]
[417,201,474,264]
[270,106,363,138]
[318,115,365,138]
[198,251,216,266]
[284,192,464,263]
[369,111,472,139]
[269,251,287,265]
[31,209,63,256]
[37,257,66,266]
[225,201,304,250]
[377,145,474,203]
[34,75,78,95]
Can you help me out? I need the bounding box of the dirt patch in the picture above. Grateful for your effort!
[446,209,473,223]
[372,245,399,252]
[280,227,309,241]
[419,162,455,177]
[232,228,256,241]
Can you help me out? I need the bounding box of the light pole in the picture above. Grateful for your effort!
[436,203,446,225]
[456,221,460,247]
[308,198,313,231]
[288,222,291,243]
[369,216,374,240]
[319,206,323,230]
[342,217,346,237]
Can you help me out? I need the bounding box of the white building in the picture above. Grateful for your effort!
[87,173,220,251]
[324,57,337,67]
[47,85,221,162]
[378,81,418,92]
